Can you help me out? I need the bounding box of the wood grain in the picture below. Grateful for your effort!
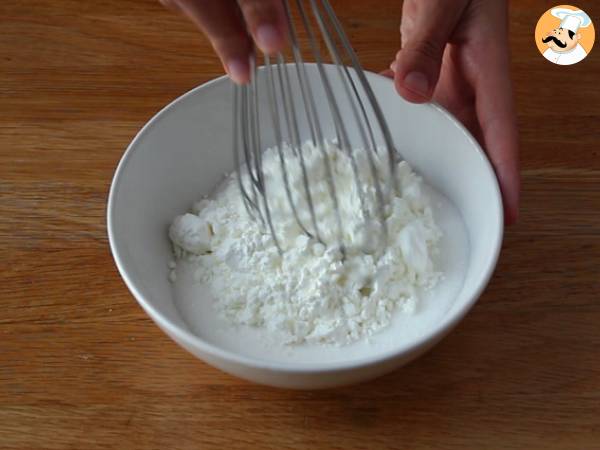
[1,1,599,449]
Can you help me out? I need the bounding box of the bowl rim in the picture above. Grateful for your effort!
[107,66,503,374]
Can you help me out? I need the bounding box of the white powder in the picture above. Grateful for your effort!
[169,140,441,346]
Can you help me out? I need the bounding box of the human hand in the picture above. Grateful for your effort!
[386,0,520,224]
[159,0,288,84]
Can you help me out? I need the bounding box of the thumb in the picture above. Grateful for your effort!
[394,0,469,103]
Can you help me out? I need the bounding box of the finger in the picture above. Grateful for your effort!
[433,45,481,140]
[394,0,469,103]
[477,75,520,225]
[167,0,253,84]
[238,0,287,54]
[380,69,394,79]
[471,11,520,224]
[159,0,183,13]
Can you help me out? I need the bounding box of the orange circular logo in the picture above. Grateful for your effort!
[535,5,595,65]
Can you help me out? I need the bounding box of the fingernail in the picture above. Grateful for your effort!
[256,24,282,54]
[403,71,430,97]
[390,61,398,72]
[226,59,248,84]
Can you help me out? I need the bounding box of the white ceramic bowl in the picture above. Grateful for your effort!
[108,65,503,389]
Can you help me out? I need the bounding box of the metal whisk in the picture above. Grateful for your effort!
[233,0,400,254]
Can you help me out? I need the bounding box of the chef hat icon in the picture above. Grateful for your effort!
[551,7,592,33]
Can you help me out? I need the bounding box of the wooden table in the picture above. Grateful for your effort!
[2,1,599,448]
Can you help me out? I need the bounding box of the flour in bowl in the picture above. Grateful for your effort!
[168,140,441,346]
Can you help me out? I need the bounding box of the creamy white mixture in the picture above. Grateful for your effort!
[169,140,441,345]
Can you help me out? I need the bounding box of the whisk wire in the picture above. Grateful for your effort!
[233,85,258,220]
[320,0,399,196]
[265,53,312,238]
[293,0,346,253]
[248,59,267,229]
[277,54,322,242]
[310,0,387,240]
[233,0,401,254]
[301,0,370,228]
